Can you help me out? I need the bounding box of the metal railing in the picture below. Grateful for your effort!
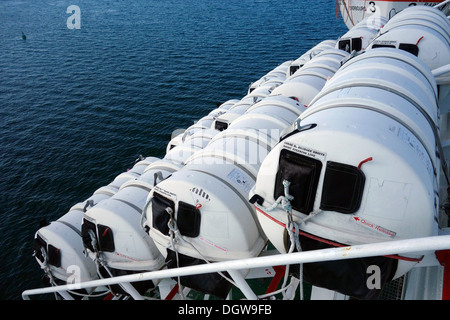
[435,0,450,9]
[22,234,450,300]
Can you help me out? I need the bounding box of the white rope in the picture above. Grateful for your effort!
[86,230,117,297]
[254,180,304,299]
[143,200,238,299]
[166,209,238,290]
[166,207,186,299]
[256,276,299,300]
[282,180,304,300]
[38,231,113,299]
[253,179,325,299]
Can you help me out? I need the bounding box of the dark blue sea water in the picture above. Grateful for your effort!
[0,0,347,299]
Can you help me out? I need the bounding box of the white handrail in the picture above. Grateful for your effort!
[433,64,450,77]
[22,235,450,300]
[435,0,450,8]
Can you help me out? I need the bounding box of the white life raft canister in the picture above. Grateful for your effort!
[336,15,388,53]
[80,157,175,295]
[272,48,350,105]
[285,40,337,78]
[32,156,155,295]
[368,5,450,71]
[250,48,440,299]
[142,95,306,298]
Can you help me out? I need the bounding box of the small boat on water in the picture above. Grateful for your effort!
[25,0,450,300]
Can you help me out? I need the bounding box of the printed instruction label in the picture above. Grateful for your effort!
[352,216,397,238]
[226,168,254,194]
[372,40,397,47]
[153,185,177,201]
[282,141,327,161]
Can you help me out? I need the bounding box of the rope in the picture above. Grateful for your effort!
[85,229,116,297]
[255,179,325,300]
[166,207,238,292]
[39,247,57,287]
[140,171,164,231]
[281,180,304,300]
[87,232,156,300]
[166,207,185,299]
[143,198,238,298]
[39,234,113,299]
